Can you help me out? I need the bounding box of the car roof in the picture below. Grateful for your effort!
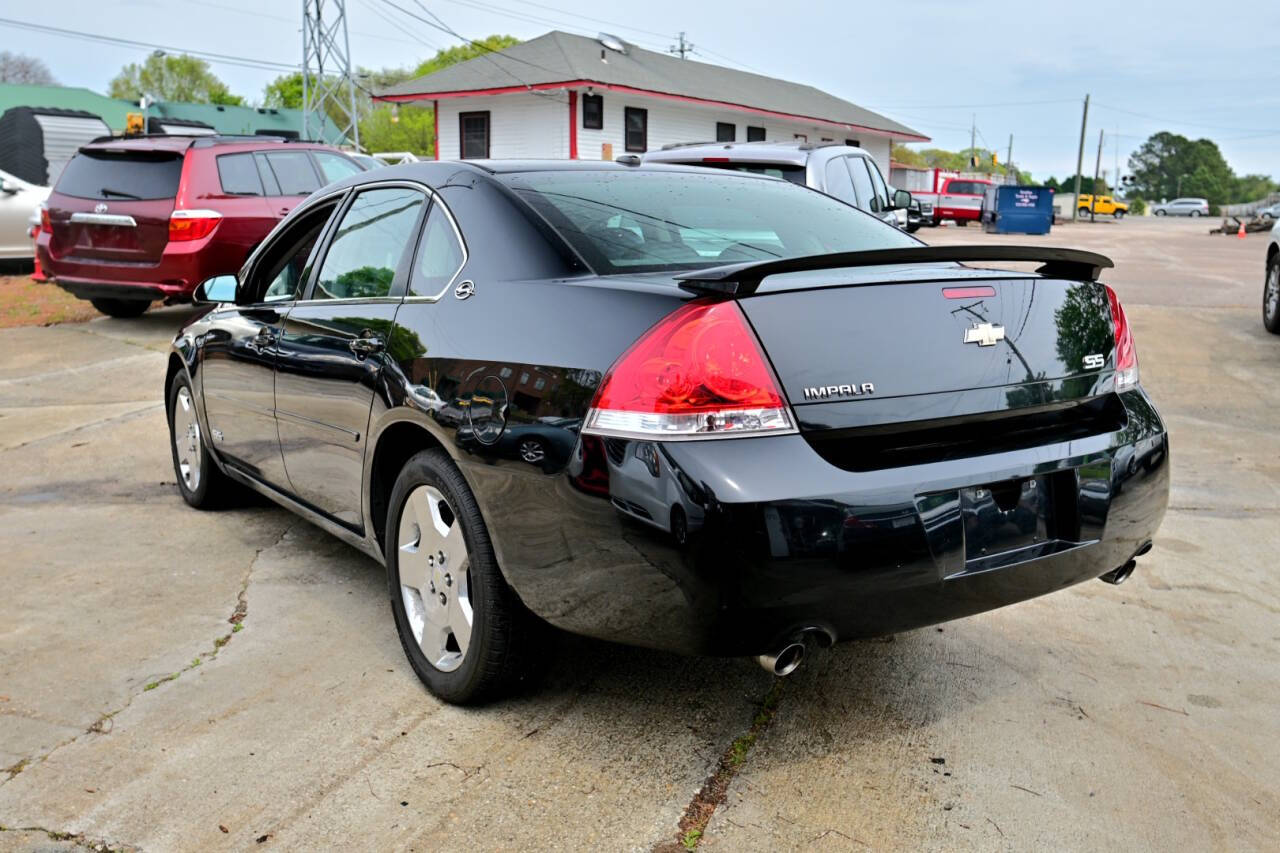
[642,140,871,166]
[79,134,340,154]
[446,159,730,175]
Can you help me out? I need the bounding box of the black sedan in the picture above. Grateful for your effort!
[166,161,1169,704]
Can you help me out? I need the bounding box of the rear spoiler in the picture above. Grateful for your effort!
[675,246,1115,297]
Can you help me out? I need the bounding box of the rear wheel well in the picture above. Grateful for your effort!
[369,420,445,554]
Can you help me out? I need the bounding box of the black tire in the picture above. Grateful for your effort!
[386,449,550,704]
[1079,207,1091,217]
[167,370,237,508]
[670,504,688,545]
[1114,209,1125,219]
[1264,253,1280,335]
[1155,209,1166,217]
[955,220,968,227]
[90,298,150,318]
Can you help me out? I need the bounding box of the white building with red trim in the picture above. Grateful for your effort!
[375,31,927,175]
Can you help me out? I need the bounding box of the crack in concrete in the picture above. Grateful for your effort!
[0,522,293,788]
[654,681,785,852]
[0,823,135,852]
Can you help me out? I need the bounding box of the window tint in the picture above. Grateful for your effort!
[312,187,425,300]
[716,122,735,142]
[506,170,913,275]
[409,203,465,298]
[624,107,647,152]
[865,159,889,212]
[847,156,874,208]
[55,151,182,200]
[263,151,321,195]
[313,151,362,184]
[582,94,602,129]
[696,163,806,185]
[252,203,338,303]
[254,153,281,195]
[460,112,489,159]
[746,126,765,142]
[217,153,263,195]
[823,158,857,205]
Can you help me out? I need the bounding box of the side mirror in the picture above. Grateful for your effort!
[893,189,912,210]
[193,275,238,305]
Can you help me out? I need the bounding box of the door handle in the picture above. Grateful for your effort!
[349,336,385,356]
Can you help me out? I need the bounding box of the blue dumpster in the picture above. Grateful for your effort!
[981,185,1053,235]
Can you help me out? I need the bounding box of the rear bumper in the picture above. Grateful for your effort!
[936,207,982,221]
[35,232,226,302]
[464,389,1169,657]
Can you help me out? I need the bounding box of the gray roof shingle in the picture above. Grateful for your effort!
[376,31,926,140]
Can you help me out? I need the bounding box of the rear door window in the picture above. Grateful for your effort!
[217,153,263,195]
[409,203,467,298]
[55,151,183,200]
[262,151,322,196]
[311,187,426,300]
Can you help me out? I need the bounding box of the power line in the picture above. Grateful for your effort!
[1093,101,1280,135]
[0,16,297,72]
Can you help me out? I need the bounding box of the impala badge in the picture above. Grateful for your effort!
[454,280,475,300]
[963,322,1005,347]
[94,202,109,214]
[803,382,875,400]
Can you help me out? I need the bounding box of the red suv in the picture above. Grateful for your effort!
[37,135,363,317]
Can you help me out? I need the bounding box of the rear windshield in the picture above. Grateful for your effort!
[505,170,916,274]
[690,162,807,185]
[55,150,183,201]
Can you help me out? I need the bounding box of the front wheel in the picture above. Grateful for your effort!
[387,449,550,704]
[1114,209,1125,219]
[90,298,150,318]
[1079,207,1092,217]
[1264,254,1280,334]
[167,371,236,508]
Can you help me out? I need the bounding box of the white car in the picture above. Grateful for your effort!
[1256,202,1280,220]
[1151,197,1210,217]
[0,168,50,261]
[1265,220,1279,334]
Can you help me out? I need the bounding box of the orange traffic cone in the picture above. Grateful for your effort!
[1237,220,1247,239]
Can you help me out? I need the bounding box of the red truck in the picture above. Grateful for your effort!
[888,166,996,227]
[37,135,363,317]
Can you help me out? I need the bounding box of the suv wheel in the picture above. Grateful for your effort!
[1190,210,1201,218]
[167,371,237,508]
[386,449,550,704]
[90,298,151,318]
[1114,209,1125,219]
[1264,254,1280,335]
[1155,209,1167,216]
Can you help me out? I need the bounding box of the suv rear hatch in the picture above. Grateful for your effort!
[46,148,185,265]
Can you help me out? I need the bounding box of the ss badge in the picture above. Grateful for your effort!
[1082,353,1105,369]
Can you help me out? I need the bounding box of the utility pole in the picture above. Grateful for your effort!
[668,32,693,59]
[1072,94,1090,222]
[301,0,360,147]
[970,114,976,168]
[1007,134,1013,180]
[1090,127,1104,221]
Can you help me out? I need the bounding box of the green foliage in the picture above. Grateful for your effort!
[893,144,1023,180]
[1129,197,1146,215]
[262,73,305,110]
[1044,174,1110,196]
[361,104,436,157]
[410,35,521,78]
[1127,131,1278,204]
[109,54,243,105]
[681,829,702,850]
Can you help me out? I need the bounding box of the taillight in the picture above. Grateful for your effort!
[168,209,222,242]
[583,300,795,439]
[39,204,50,232]
[1105,285,1139,391]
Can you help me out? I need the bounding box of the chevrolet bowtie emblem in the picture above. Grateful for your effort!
[963,322,1006,347]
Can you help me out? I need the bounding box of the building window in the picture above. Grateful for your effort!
[582,94,603,129]
[534,378,546,390]
[499,367,512,379]
[624,107,647,152]
[794,133,807,142]
[716,122,735,142]
[845,138,860,147]
[459,111,490,159]
[746,126,765,142]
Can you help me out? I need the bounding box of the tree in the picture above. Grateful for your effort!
[409,35,520,78]
[360,104,436,156]
[1127,131,1234,203]
[0,51,56,85]
[109,54,243,105]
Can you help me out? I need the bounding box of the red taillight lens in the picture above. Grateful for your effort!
[1105,285,1139,391]
[39,204,50,232]
[583,300,795,439]
[168,209,222,242]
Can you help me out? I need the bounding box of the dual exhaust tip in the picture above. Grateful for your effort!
[1100,540,1154,586]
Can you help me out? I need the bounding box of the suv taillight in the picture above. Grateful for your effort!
[39,204,50,232]
[1106,285,1139,391]
[169,209,222,242]
[582,300,795,439]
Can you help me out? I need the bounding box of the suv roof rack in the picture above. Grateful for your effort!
[659,141,718,151]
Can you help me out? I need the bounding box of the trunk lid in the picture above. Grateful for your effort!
[47,148,184,265]
[737,270,1120,437]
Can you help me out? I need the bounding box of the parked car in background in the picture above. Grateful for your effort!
[0,167,50,263]
[1264,219,1279,333]
[36,135,362,317]
[1256,201,1280,220]
[934,177,992,226]
[641,141,909,228]
[165,160,1167,703]
[1077,194,1129,218]
[349,153,387,171]
[1151,198,1209,217]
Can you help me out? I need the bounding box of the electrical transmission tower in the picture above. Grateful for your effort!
[301,0,360,147]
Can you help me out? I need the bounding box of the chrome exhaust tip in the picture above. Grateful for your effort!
[755,641,806,677]
[1099,558,1137,585]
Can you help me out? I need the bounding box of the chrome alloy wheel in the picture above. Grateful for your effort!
[1266,263,1280,322]
[173,386,202,491]
[398,485,473,672]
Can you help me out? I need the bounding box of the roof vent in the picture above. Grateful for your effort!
[598,33,627,54]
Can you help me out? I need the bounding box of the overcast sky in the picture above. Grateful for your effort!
[9,0,1278,182]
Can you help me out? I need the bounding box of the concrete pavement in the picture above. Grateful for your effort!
[1,217,1277,851]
